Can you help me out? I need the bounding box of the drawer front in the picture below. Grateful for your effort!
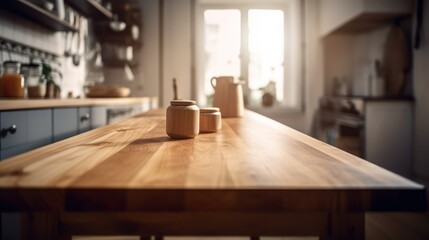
[91,106,107,129]
[1,111,27,150]
[53,108,78,142]
[78,107,91,133]
[28,109,52,145]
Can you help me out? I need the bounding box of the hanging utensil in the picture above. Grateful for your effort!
[124,63,134,81]
[72,15,81,66]
[64,32,72,57]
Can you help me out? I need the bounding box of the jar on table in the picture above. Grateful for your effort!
[21,63,45,98]
[1,61,24,98]
[166,100,200,139]
[199,107,221,133]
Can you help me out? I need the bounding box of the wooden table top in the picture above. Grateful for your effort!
[0,109,425,212]
[0,97,157,111]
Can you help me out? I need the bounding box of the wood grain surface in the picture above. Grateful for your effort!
[0,109,425,213]
[0,97,157,111]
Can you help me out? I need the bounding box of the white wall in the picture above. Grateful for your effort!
[323,26,390,97]
[162,0,192,106]
[300,0,325,134]
[140,0,160,99]
[413,1,429,178]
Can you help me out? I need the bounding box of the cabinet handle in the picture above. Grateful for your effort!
[80,113,90,122]
[1,124,17,138]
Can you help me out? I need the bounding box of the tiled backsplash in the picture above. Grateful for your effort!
[0,9,86,97]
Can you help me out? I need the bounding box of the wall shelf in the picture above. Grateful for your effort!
[64,0,112,20]
[0,0,77,32]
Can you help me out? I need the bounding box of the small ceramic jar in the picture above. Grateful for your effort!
[166,100,200,139]
[199,107,221,133]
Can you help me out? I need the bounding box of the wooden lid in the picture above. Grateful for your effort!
[200,107,220,113]
[170,100,196,106]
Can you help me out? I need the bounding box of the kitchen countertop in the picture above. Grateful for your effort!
[0,97,158,111]
[0,109,425,238]
[322,95,415,101]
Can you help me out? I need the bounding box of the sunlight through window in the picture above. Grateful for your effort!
[248,9,284,102]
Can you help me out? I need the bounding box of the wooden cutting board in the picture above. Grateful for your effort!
[382,25,411,96]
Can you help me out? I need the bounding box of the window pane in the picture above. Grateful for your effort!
[248,9,284,102]
[203,10,241,96]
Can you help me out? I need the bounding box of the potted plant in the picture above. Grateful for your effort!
[42,62,62,98]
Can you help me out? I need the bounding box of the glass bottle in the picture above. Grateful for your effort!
[22,63,45,98]
[1,61,24,98]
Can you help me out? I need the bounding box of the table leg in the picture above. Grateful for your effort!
[328,212,365,240]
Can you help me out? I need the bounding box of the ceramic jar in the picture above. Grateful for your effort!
[199,107,221,133]
[166,100,200,139]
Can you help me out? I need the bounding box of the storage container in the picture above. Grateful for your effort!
[166,100,199,139]
[200,107,221,133]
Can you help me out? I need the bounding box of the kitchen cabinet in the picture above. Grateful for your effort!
[78,107,91,133]
[0,97,157,160]
[317,97,413,177]
[0,109,52,160]
[53,108,78,142]
[365,101,413,176]
[320,0,412,37]
[28,109,53,146]
[0,111,27,150]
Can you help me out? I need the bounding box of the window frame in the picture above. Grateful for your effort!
[194,0,304,113]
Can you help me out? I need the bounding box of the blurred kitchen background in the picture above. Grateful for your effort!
[0,0,428,180]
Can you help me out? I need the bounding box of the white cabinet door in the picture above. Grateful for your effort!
[365,101,413,176]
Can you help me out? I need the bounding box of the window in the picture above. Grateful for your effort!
[195,0,303,111]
